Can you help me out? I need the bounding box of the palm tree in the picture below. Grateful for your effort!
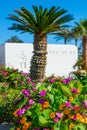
[6,36,23,43]
[54,28,72,44]
[7,6,73,80]
[70,25,82,46]
[74,20,87,72]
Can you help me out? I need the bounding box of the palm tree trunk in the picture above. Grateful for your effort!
[30,34,47,81]
[82,35,87,71]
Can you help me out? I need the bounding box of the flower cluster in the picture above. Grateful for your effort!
[10,76,87,130]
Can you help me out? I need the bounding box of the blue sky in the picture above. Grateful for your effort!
[0,0,87,44]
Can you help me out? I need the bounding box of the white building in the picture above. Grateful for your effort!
[0,43,78,77]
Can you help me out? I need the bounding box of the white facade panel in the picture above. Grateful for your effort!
[0,43,78,77]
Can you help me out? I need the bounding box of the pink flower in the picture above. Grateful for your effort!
[54,118,59,123]
[38,99,45,104]
[22,89,30,97]
[16,108,26,115]
[50,78,55,83]
[71,88,78,94]
[2,94,7,98]
[22,72,28,76]
[27,77,31,83]
[1,71,8,76]
[63,77,72,84]
[31,82,35,86]
[3,83,9,87]
[39,90,47,97]
[29,99,35,105]
[65,101,71,107]
[72,114,76,121]
[24,105,31,110]
[55,112,62,119]
[32,87,38,91]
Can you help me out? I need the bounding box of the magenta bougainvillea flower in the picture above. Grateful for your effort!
[55,112,62,119]
[27,77,31,83]
[63,77,72,84]
[65,101,71,107]
[16,108,26,116]
[54,117,59,123]
[49,78,55,83]
[22,89,30,97]
[39,90,47,96]
[29,99,35,105]
[38,99,45,104]
[71,88,79,94]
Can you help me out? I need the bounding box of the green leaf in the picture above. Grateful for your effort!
[42,109,51,119]
[39,115,48,125]
[25,110,32,116]
[61,85,71,95]
[81,87,87,94]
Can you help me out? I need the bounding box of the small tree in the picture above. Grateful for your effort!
[6,36,23,43]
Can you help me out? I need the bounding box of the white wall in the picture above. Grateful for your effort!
[5,43,33,72]
[0,43,78,76]
[46,44,78,76]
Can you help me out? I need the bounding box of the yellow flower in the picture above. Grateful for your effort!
[13,109,18,117]
[20,117,27,124]
[84,117,87,124]
[50,112,55,119]
[76,113,82,120]
[16,128,20,130]
[59,104,65,110]
[64,109,70,115]
[69,123,75,130]
[69,96,73,102]
[68,114,74,119]
[28,122,32,127]
[43,101,50,108]
[22,122,29,129]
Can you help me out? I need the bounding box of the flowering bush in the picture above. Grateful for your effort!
[0,67,34,90]
[11,77,87,130]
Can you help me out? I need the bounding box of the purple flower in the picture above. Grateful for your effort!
[84,105,87,108]
[71,88,78,94]
[27,77,31,83]
[38,99,45,104]
[82,100,87,105]
[50,78,55,83]
[39,90,47,97]
[63,79,67,84]
[72,107,75,110]
[31,82,35,86]
[55,112,62,119]
[2,94,7,98]
[1,71,8,76]
[65,101,71,107]
[72,114,76,121]
[3,83,9,87]
[16,108,26,116]
[32,87,38,91]
[22,72,28,76]
[22,89,30,97]
[54,118,59,123]
[63,77,72,84]
[24,105,31,110]
[29,99,35,105]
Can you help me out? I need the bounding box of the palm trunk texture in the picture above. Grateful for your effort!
[30,34,47,81]
[82,36,87,71]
